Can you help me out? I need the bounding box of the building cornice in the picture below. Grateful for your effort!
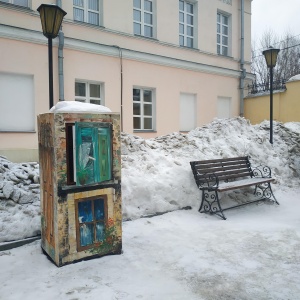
[0,24,254,80]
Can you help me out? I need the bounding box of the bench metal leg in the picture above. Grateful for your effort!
[199,190,227,220]
[255,183,279,205]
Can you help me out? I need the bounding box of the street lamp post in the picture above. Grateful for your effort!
[37,4,67,109]
[262,46,280,144]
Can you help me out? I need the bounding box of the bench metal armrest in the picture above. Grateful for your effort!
[196,172,219,190]
[252,165,272,178]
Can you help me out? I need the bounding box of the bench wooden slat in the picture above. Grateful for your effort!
[193,156,248,165]
[194,164,251,174]
[196,167,252,178]
[194,158,248,167]
[217,177,274,192]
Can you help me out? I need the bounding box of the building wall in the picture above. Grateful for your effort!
[244,79,300,124]
[0,0,253,162]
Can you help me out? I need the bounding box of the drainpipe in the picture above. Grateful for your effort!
[113,46,124,132]
[57,0,65,101]
[240,0,245,116]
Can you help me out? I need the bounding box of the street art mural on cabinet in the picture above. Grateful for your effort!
[38,112,122,267]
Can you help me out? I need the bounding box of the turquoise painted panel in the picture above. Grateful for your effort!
[75,122,112,185]
[98,127,112,182]
[75,123,100,185]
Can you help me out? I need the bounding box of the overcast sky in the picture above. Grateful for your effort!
[251,0,300,42]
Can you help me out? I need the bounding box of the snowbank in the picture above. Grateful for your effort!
[122,118,300,220]
[0,117,299,242]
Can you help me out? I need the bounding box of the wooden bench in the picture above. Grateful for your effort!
[190,156,279,220]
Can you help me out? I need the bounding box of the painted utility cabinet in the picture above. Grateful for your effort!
[38,112,122,267]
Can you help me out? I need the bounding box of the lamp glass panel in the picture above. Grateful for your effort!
[263,49,280,68]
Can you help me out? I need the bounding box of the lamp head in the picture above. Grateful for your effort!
[262,46,280,68]
[37,4,67,39]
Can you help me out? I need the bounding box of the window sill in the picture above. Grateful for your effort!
[0,2,31,11]
[217,53,233,59]
[73,20,105,30]
[0,130,36,133]
[133,130,157,133]
[133,34,158,42]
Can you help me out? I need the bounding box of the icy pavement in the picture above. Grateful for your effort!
[1,188,300,300]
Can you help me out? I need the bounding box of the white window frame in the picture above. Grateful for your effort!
[133,87,155,131]
[179,0,195,48]
[75,81,104,105]
[133,0,154,38]
[0,0,29,7]
[217,11,230,56]
[73,0,101,26]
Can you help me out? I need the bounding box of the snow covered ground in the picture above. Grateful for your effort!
[0,116,300,299]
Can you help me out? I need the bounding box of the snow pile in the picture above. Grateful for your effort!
[0,156,41,242]
[122,117,300,220]
[0,117,300,242]
[49,101,112,113]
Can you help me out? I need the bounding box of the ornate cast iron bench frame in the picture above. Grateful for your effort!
[190,156,279,220]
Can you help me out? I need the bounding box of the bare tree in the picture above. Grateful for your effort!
[251,30,300,88]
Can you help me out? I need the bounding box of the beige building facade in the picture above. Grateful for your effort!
[244,75,300,124]
[0,0,253,162]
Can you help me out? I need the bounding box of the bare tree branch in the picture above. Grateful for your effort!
[251,30,300,86]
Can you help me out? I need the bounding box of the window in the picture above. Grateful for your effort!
[0,0,29,7]
[217,12,229,56]
[66,122,112,186]
[75,81,103,105]
[73,0,100,26]
[133,88,155,130]
[179,0,194,48]
[180,93,196,131]
[133,0,153,38]
[0,73,34,132]
[76,195,107,250]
